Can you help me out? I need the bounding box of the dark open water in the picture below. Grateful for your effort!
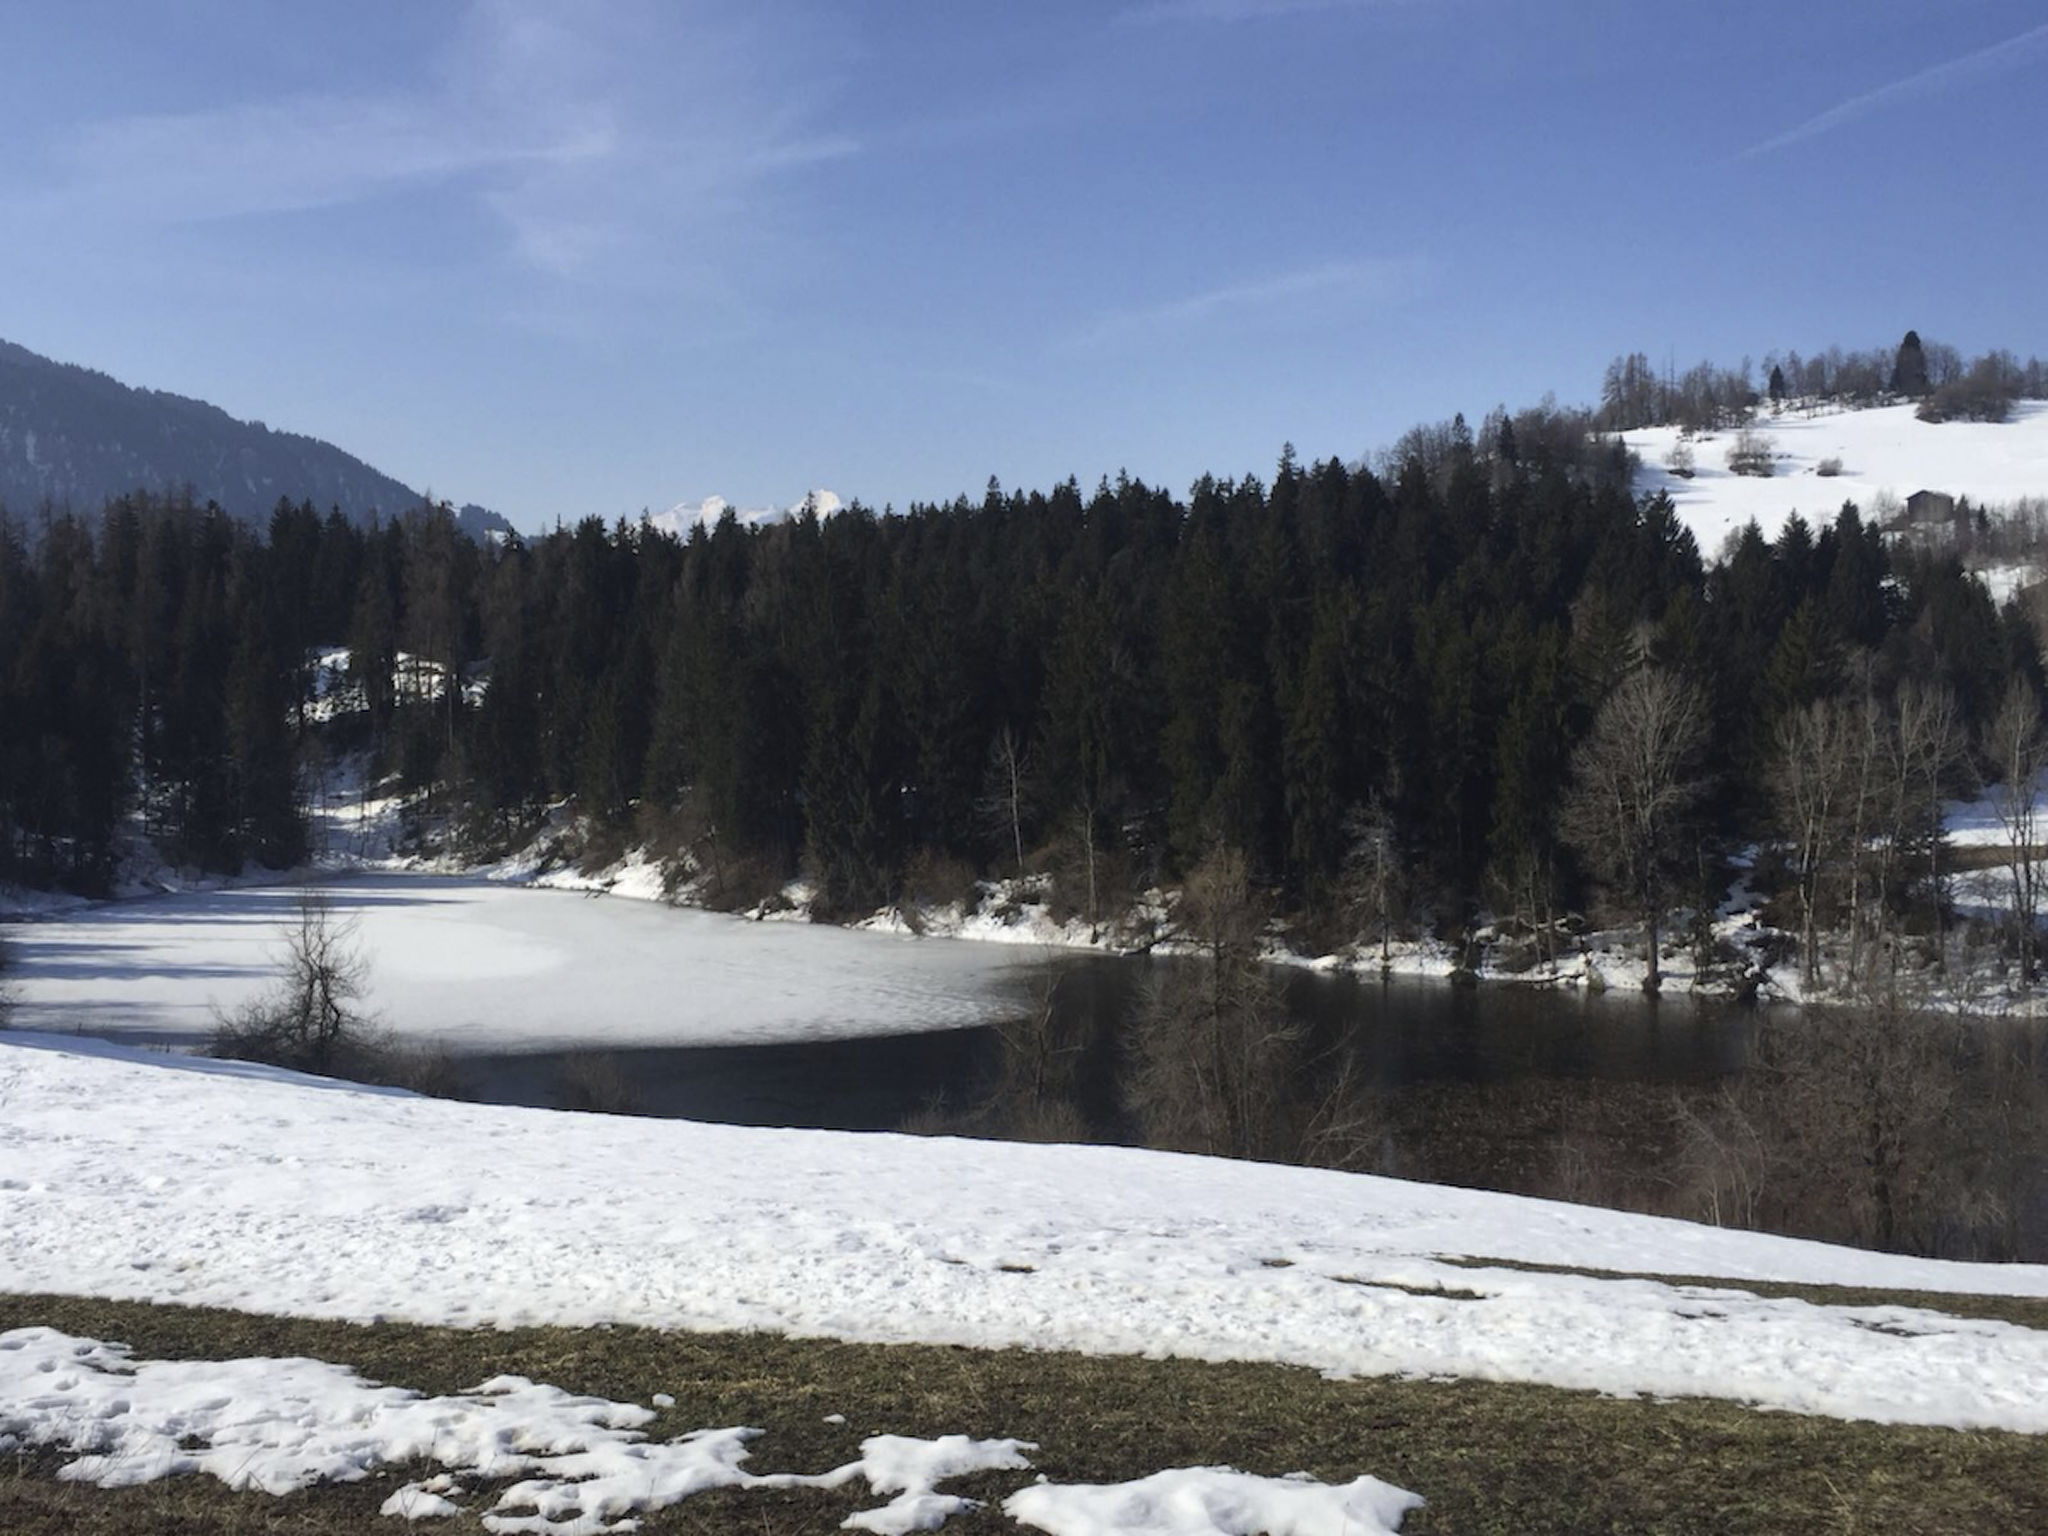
[456,956,1755,1130]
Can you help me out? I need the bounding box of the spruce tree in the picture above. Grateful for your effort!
[1891,330,1931,397]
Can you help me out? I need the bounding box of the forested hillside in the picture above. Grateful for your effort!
[4,387,2040,967]
[0,338,512,539]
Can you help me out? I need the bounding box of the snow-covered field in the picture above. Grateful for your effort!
[1626,399,2048,555]
[4,874,1034,1051]
[3,1032,2046,1436]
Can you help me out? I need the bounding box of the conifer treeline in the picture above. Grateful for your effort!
[1,422,2037,930]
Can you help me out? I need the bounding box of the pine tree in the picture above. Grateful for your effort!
[347,523,401,750]
[224,592,305,866]
[1159,525,1237,869]
[1283,593,1351,899]
[1891,330,1931,398]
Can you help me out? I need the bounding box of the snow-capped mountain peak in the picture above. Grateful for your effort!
[649,488,843,537]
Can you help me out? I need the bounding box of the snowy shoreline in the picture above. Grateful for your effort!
[9,746,2047,1028]
[0,842,1977,1020]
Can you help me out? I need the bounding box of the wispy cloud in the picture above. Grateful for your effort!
[1070,258,1428,348]
[56,95,610,226]
[15,0,852,279]
[1741,20,2048,158]
[1123,0,1410,22]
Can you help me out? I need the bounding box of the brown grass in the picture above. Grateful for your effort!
[2,1291,2045,1534]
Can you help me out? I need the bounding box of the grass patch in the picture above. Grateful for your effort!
[3,1293,2045,1533]
[1326,1274,1487,1301]
[1431,1256,2048,1329]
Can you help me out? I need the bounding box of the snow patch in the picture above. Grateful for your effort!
[0,1326,1033,1535]
[1006,1467,1423,1536]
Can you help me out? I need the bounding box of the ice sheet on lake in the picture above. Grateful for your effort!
[5,874,1035,1050]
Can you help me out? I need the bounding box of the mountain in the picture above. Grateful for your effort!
[0,337,511,538]
[647,488,844,538]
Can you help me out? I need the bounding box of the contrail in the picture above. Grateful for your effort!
[1742,20,2048,158]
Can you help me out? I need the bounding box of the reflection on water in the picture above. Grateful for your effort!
[460,1027,1002,1132]
[1157,960,1751,1084]
[455,953,2048,1263]
[459,955,1756,1153]
[459,958,1753,1125]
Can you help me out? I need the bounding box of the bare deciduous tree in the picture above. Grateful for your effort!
[0,928,15,1029]
[1341,798,1403,972]
[1131,847,1301,1160]
[1127,847,1388,1167]
[1892,680,1963,960]
[1840,689,1896,976]
[1770,699,1853,987]
[1559,669,1709,991]
[1986,679,2048,983]
[1674,988,2044,1258]
[212,887,378,1074]
[977,725,1033,883]
[991,961,1086,1124]
[1673,1084,1769,1231]
[996,727,1030,883]
[1770,681,1961,990]
[1725,427,1775,477]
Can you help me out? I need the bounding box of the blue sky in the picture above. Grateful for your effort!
[2,0,2044,529]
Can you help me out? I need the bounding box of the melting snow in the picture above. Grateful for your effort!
[0,1326,1036,1534]
[1007,1467,1423,1536]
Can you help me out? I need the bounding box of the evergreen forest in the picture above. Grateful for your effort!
[5,386,2042,968]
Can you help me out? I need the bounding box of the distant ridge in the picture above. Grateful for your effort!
[0,337,510,538]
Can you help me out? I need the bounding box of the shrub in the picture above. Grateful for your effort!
[558,1052,645,1115]
[1725,428,1776,477]
[1671,999,2048,1259]
[575,817,631,878]
[698,851,792,914]
[1038,819,1131,937]
[1816,456,1843,477]
[450,801,545,862]
[374,1041,461,1097]
[1918,379,2015,423]
[899,848,981,912]
[1919,353,2022,423]
[1664,441,1695,479]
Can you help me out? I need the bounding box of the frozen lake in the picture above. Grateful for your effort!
[5,874,1039,1052]
[14,874,2040,1259]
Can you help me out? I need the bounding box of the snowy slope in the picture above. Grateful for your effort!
[4,1032,2047,1434]
[1625,400,2048,554]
